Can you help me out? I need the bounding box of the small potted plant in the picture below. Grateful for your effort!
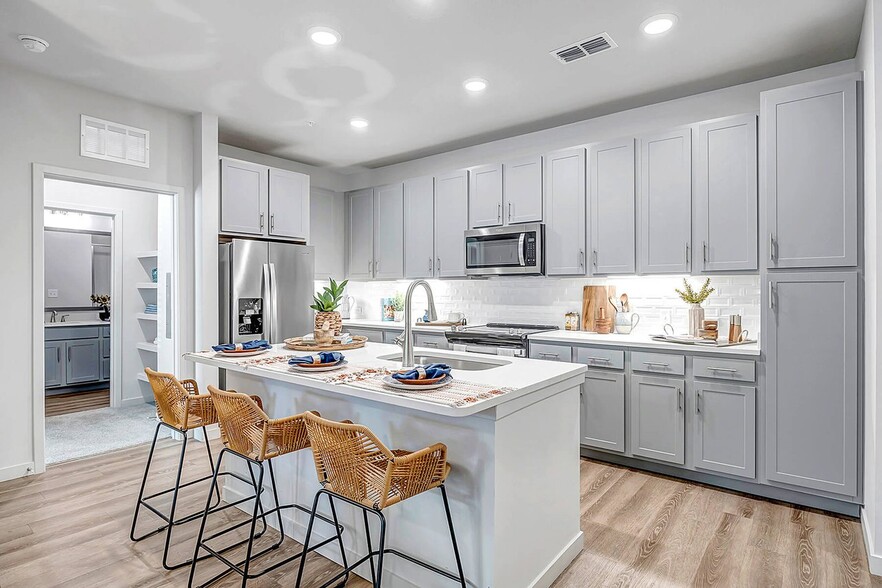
[91,293,111,322]
[392,292,405,322]
[310,278,348,335]
[675,278,714,337]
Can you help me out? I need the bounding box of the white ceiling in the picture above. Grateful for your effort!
[0,0,865,171]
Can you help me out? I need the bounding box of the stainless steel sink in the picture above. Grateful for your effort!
[377,353,509,371]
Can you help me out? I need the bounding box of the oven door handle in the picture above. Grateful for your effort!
[518,233,526,266]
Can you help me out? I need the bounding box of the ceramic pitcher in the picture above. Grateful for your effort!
[614,312,640,334]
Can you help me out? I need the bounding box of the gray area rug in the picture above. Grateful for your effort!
[45,403,169,464]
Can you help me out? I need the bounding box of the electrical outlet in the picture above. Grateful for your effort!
[662,309,672,324]
[47,289,58,298]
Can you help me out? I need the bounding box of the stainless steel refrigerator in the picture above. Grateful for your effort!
[219,239,315,344]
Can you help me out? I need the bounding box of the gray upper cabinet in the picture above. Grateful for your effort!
[311,188,346,281]
[544,148,586,276]
[693,383,756,479]
[66,339,101,385]
[404,176,435,279]
[373,183,404,280]
[268,168,310,241]
[45,341,65,388]
[762,75,858,269]
[468,164,503,228]
[220,158,267,236]
[765,271,858,497]
[346,188,374,280]
[590,138,636,275]
[696,114,758,272]
[630,375,685,465]
[434,170,469,278]
[581,370,626,453]
[638,128,692,274]
[503,156,543,224]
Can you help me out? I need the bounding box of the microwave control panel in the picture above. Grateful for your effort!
[525,234,537,266]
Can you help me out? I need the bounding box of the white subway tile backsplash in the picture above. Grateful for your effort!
[333,274,761,338]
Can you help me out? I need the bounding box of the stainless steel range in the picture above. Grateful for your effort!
[444,323,559,357]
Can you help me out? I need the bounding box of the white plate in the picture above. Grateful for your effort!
[216,348,271,358]
[290,360,348,372]
[382,374,453,391]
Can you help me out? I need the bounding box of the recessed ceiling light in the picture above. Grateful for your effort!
[308,26,341,46]
[641,14,677,35]
[350,117,369,129]
[463,78,488,93]
[18,35,49,53]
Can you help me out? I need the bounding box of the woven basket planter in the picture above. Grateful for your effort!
[315,311,343,335]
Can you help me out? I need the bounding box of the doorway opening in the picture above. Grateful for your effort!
[40,176,179,465]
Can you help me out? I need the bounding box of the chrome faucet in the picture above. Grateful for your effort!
[60,314,69,323]
[49,310,57,323]
[395,280,438,368]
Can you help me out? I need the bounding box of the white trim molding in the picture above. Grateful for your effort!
[862,508,882,576]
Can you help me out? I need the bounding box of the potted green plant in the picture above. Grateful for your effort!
[91,293,111,322]
[675,278,715,337]
[310,278,348,335]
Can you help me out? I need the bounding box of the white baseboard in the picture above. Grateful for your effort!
[0,461,36,483]
[529,531,584,588]
[119,396,148,408]
[862,508,882,576]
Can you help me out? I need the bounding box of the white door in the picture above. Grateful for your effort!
[220,158,267,235]
[434,170,469,278]
[347,188,374,280]
[404,176,435,278]
[503,156,543,224]
[544,148,586,276]
[468,164,503,228]
[268,168,310,241]
[373,183,404,279]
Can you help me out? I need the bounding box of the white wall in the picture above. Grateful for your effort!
[858,0,882,575]
[0,62,194,481]
[44,179,158,406]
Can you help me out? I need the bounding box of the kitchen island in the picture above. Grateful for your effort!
[186,342,586,588]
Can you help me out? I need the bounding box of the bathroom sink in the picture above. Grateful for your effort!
[377,353,509,371]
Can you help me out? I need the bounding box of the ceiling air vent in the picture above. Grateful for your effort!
[80,115,150,168]
[551,32,617,64]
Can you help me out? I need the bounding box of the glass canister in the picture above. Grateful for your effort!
[564,311,580,331]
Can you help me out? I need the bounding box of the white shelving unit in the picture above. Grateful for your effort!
[136,251,159,387]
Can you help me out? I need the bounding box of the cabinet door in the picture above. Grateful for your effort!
[45,341,65,388]
[414,332,449,350]
[544,148,586,276]
[404,176,435,278]
[220,158,267,235]
[373,183,404,279]
[581,371,626,453]
[311,188,346,281]
[66,339,101,385]
[101,357,110,382]
[630,375,685,464]
[693,383,756,478]
[268,168,310,241]
[696,115,757,272]
[347,327,384,343]
[503,156,543,224]
[638,128,692,274]
[762,75,858,269]
[468,164,503,228]
[590,138,636,275]
[765,271,857,496]
[346,189,375,280]
[434,170,469,278]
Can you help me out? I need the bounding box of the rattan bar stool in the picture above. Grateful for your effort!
[295,412,467,588]
[132,369,270,570]
[188,386,345,588]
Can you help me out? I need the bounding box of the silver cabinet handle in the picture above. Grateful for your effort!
[375,259,379,272]
[437,257,441,271]
[579,249,584,269]
[685,242,690,264]
[769,233,776,262]
[68,347,72,362]
[696,391,701,413]
[428,257,433,274]
[259,213,265,229]
[593,250,598,268]
[706,367,737,373]
[677,388,682,411]
[508,202,513,222]
[497,203,502,223]
[586,356,610,363]
[768,281,775,310]
[270,214,275,231]
[539,352,559,359]
[703,241,707,264]
[368,260,372,274]
[57,346,61,363]
[644,361,670,368]
[424,341,439,348]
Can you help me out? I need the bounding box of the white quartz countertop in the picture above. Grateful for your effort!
[184,342,585,417]
[528,330,761,357]
[45,320,109,328]
[344,319,456,333]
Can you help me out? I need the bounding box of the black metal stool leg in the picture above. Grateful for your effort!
[266,459,285,548]
[374,510,387,588]
[202,426,222,506]
[326,494,349,587]
[188,448,226,588]
[294,490,323,588]
[130,421,162,541]
[239,461,265,587]
[160,431,190,570]
[362,509,377,585]
[440,485,467,588]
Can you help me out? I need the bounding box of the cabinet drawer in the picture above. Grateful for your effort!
[631,351,685,376]
[415,333,449,350]
[529,343,572,362]
[45,326,100,341]
[693,357,756,383]
[575,346,624,370]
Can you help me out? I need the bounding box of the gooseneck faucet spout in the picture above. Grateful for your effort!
[396,280,438,368]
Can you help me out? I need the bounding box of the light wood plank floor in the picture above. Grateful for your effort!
[45,389,110,417]
[0,440,879,587]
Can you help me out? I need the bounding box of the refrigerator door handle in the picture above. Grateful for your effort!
[269,263,280,343]
[262,263,272,342]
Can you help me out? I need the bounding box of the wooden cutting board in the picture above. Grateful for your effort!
[581,285,616,332]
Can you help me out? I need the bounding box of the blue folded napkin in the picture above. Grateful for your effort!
[212,340,271,352]
[289,351,344,365]
[392,363,451,381]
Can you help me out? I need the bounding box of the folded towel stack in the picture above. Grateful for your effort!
[392,363,451,381]
[289,352,344,365]
[212,339,271,352]
[144,304,158,315]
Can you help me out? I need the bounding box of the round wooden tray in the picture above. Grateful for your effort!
[283,335,368,351]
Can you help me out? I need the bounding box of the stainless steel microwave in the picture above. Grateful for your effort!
[464,223,544,276]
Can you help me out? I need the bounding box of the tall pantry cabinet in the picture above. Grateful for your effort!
[760,73,861,500]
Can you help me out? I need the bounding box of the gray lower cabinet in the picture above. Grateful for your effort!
[630,375,685,465]
[347,327,384,343]
[765,271,858,497]
[693,383,756,478]
[414,332,449,350]
[45,341,65,388]
[581,371,626,453]
[66,339,101,384]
